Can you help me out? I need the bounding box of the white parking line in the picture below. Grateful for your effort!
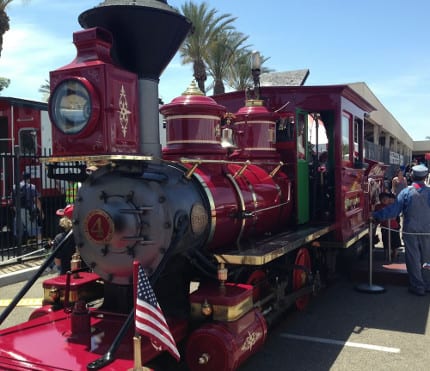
[280,333,400,353]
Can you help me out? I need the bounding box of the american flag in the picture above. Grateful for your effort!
[134,262,180,361]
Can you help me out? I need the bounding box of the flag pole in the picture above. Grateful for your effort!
[128,334,150,371]
[133,260,139,314]
[129,262,147,371]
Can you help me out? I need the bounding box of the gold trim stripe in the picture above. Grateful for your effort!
[167,140,220,144]
[234,121,275,125]
[214,225,334,266]
[345,227,369,248]
[243,147,276,151]
[317,227,369,249]
[166,115,221,120]
[226,173,246,244]
[41,154,153,163]
[190,295,253,322]
[191,172,217,244]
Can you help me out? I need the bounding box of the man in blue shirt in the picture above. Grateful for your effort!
[11,172,44,243]
[373,164,430,296]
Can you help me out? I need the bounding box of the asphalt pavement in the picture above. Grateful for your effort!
[239,279,430,371]
[1,245,430,370]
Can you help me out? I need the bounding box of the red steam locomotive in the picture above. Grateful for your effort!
[0,1,387,370]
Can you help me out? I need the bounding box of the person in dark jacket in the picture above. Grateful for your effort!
[11,172,44,242]
[373,164,430,296]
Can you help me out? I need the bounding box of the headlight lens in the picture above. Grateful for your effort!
[50,78,98,135]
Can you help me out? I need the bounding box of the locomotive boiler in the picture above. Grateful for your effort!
[0,1,381,370]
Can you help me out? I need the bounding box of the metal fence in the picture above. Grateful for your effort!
[0,152,68,263]
[364,140,412,184]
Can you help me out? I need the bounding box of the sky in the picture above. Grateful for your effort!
[0,0,429,141]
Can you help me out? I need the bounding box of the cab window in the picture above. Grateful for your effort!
[341,113,351,165]
[19,129,37,155]
[297,113,307,159]
[353,117,363,166]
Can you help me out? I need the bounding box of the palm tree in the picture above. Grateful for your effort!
[0,1,29,93]
[227,49,272,91]
[0,0,29,57]
[0,0,14,58]
[226,50,254,91]
[0,76,9,91]
[38,78,49,101]
[205,31,250,95]
[179,1,237,93]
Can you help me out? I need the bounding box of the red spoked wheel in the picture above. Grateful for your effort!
[246,269,267,302]
[292,248,312,311]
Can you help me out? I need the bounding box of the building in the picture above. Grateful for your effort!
[261,71,429,177]
[411,141,430,166]
[349,82,429,174]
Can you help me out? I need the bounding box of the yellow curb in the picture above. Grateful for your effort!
[0,298,43,307]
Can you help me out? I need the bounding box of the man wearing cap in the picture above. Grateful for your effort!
[373,164,430,296]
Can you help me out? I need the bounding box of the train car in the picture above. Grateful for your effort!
[0,1,380,370]
[0,97,56,200]
[0,97,68,245]
[1,97,48,246]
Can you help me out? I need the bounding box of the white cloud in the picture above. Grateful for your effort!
[0,24,75,101]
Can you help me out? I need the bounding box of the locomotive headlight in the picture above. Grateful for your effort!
[50,77,100,136]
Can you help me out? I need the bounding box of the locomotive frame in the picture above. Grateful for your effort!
[0,1,387,370]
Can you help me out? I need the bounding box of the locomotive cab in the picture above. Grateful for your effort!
[214,84,375,247]
[276,109,334,224]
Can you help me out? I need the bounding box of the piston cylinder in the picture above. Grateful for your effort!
[185,308,267,371]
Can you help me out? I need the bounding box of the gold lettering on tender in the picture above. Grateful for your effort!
[241,331,262,352]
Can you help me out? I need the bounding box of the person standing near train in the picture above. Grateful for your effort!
[373,164,430,296]
[373,192,401,261]
[51,205,76,274]
[11,172,44,244]
[391,168,407,196]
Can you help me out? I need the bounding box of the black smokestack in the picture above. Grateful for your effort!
[79,0,192,156]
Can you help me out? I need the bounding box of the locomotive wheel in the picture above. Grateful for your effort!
[246,269,267,302]
[292,247,312,310]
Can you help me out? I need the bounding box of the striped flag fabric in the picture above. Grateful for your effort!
[134,262,180,361]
